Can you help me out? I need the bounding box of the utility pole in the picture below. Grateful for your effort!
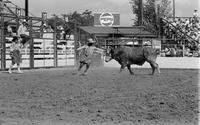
[173,0,175,21]
[138,0,143,45]
[0,0,5,70]
[138,0,143,26]
[25,0,28,21]
[0,0,4,13]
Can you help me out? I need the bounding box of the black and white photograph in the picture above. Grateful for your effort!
[0,0,199,124]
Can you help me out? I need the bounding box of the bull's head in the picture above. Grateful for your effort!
[105,47,114,62]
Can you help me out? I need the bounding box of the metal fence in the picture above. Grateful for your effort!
[161,39,199,57]
[0,14,75,71]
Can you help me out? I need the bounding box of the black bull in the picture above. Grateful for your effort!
[105,46,160,75]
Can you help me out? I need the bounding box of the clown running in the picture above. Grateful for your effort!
[77,38,105,75]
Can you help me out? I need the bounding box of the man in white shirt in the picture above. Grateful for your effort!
[17,20,31,46]
[193,9,199,24]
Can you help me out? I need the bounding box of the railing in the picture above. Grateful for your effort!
[160,43,199,57]
[6,49,74,55]
[161,18,198,44]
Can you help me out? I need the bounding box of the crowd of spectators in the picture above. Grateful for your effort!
[162,9,200,57]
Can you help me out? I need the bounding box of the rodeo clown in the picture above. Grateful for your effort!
[8,35,24,74]
[77,38,105,75]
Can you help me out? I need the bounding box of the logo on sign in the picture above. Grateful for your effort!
[99,13,114,26]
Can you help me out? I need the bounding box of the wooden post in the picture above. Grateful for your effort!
[138,0,143,26]
[173,0,175,21]
[25,0,29,21]
[29,18,34,69]
[157,4,161,38]
[74,22,78,66]
[105,39,107,48]
[53,22,57,67]
[0,13,5,70]
[182,40,185,57]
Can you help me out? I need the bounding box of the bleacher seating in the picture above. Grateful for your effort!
[161,16,200,57]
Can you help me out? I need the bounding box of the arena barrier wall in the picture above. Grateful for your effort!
[104,57,200,69]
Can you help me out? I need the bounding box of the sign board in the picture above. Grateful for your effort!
[94,13,120,27]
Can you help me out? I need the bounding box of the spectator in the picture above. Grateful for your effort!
[184,19,190,27]
[17,20,31,46]
[164,45,171,57]
[7,24,13,36]
[171,45,177,57]
[193,9,198,24]
[172,20,177,27]
[196,20,200,28]
[42,23,47,32]
[196,30,200,43]
[46,26,53,32]
[184,47,191,56]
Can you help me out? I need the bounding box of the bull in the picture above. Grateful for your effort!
[105,45,160,75]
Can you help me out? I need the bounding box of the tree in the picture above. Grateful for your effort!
[159,0,172,17]
[130,0,172,31]
[81,10,94,26]
[47,10,94,39]
[47,14,64,30]
[47,14,65,39]
[63,10,93,39]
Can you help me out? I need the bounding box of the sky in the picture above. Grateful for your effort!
[10,0,200,26]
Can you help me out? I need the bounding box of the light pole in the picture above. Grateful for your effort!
[73,19,78,66]
[138,0,143,26]
[0,0,4,13]
[173,0,175,21]
[25,0,28,21]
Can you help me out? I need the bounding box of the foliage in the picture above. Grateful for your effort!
[47,10,94,39]
[130,0,172,32]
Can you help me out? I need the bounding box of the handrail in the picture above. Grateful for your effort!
[162,18,198,44]
[1,13,44,21]
[167,16,200,20]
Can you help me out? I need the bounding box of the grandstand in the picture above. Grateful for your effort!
[160,16,200,57]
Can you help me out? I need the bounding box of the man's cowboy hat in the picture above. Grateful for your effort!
[21,19,28,24]
[88,38,96,43]
[43,23,47,27]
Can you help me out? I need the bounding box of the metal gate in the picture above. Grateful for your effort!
[0,12,75,70]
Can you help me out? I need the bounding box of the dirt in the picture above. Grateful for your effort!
[0,67,199,125]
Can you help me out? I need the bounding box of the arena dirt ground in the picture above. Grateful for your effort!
[0,67,199,125]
